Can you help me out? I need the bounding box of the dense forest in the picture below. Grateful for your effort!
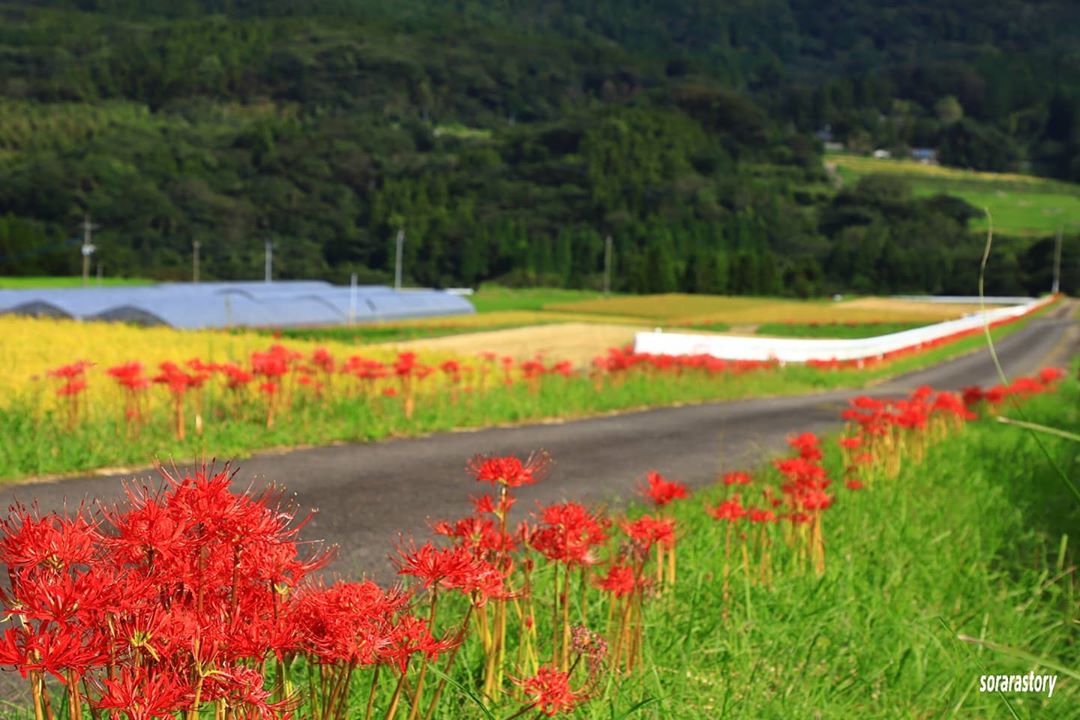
[0,0,1077,294]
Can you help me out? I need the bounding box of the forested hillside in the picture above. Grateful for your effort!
[0,0,1077,294]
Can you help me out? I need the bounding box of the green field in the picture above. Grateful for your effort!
[829,153,1080,236]
[469,286,607,312]
[756,321,927,338]
[0,276,151,289]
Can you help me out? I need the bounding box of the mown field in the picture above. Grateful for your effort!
[0,276,151,288]
[828,153,1080,236]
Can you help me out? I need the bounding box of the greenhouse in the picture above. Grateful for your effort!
[0,282,475,329]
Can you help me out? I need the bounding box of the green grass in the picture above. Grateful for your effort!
[829,153,1080,236]
[395,376,1079,718]
[470,286,607,313]
[0,276,151,289]
[598,381,1079,718]
[757,321,926,339]
[0,306,1051,482]
[260,319,561,345]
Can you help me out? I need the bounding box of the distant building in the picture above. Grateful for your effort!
[815,125,846,152]
[872,149,892,159]
[909,147,938,164]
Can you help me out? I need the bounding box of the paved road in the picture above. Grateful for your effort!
[5,301,1077,586]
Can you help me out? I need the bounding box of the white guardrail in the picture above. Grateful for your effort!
[633,296,1055,364]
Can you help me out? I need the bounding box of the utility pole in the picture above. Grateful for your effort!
[394,229,405,291]
[80,214,98,287]
[603,235,613,297]
[1051,227,1063,295]
[96,263,103,286]
[192,240,201,284]
[349,272,358,324]
[264,240,272,283]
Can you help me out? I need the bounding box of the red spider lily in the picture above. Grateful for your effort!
[623,515,675,551]
[107,362,150,427]
[47,361,93,381]
[395,541,502,595]
[55,379,87,397]
[515,665,584,717]
[93,666,190,719]
[722,471,751,486]
[379,614,456,673]
[467,452,552,489]
[219,362,254,390]
[846,479,865,490]
[1039,367,1064,384]
[47,360,92,427]
[748,508,777,523]
[0,505,101,571]
[788,432,823,461]
[153,361,199,440]
[708,496,748,523]
[595,565,636,598]
[432,515,518,555]
[0,626,108,683]
[529,502,607,567]
[472,492,515,516]
[312,347,335,374]
[294,580,409,666]
[639,471,688,507]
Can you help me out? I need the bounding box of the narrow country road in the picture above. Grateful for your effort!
[4,301,1077,586]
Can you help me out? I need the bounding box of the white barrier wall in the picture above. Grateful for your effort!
[633,297,1053,363]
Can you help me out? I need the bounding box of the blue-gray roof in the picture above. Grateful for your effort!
[0,282,475,329]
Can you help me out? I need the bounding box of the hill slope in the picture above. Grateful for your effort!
[0,1,1077,294]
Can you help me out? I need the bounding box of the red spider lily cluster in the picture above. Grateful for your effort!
[592,347,777,385]
[3,366,1065,719]
[45,361,93,428]
[698,368,1067,618]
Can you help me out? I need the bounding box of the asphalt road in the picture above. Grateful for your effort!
[4,301,1077,586]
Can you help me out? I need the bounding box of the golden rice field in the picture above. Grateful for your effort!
[0,315,456,404]
[545,294,984,324]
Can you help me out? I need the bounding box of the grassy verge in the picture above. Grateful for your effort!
[471,286,607,312]
[0,276,151,288]
[0,306,1053,482]
[575,377,1079,717]
[265,319,564,345]
[756,321,927,338]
